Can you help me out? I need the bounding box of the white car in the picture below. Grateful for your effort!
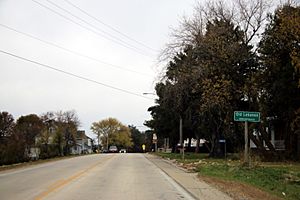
[108,145,118,153]
[119,149,126,153]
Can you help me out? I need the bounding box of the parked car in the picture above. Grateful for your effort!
[108,145,118,153]
[119,149,126,153]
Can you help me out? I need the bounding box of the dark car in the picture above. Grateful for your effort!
[108,145,118,153]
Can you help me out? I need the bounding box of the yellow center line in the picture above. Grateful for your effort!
[46,179,65,191]
[34,155,115,200]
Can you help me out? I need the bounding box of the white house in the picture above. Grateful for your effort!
[70,130,93,154]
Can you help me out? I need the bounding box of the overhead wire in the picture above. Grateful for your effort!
[31,0,153,59]
[63,0,158,53]
[0,49,154,101]
[44,0,153,56]
[0,23,152,77]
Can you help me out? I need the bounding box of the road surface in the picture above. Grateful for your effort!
[0,154,195,200]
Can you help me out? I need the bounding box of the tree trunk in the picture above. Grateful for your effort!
[248,132,267,153]
[209,130,223,157]
[171,139,177,153]
[259,125,276,153]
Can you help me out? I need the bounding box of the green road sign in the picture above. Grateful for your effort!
[234,111,260,122]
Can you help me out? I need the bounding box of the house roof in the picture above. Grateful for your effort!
[77,130,87,139]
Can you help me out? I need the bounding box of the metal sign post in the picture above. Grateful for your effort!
[244,121,249,164]
[234,111,260,166]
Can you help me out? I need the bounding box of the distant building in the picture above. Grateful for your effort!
[183,138,207,147]
[250,118,285,151]
[70,130,93,155]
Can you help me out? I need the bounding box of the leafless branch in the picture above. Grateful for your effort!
[235,0,272,45]
[159,0,273,66]
[158,3,206,63]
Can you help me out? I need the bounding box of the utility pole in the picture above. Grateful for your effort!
[179,116,183,147]
[153,133,158,152]
[167,138,169,149]
[106,133,109,150]
[98,133,100,152]
[179,116,184,160]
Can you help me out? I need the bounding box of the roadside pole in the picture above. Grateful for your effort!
[244,121,249,165]
[106,134,109,151]
[153,133,158,152]
[219,139,226,159]
[225,140,227,159]
[234,111,260,166]
[179,116,182,148]
[98,134,100,153]
[167,138,169,149]
[179,116,184,160]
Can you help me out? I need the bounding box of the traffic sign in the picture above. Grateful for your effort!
[234,111,260,122]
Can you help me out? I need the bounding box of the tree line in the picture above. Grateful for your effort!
[90,117,151,153]
[0,110,80,165]
[145,1,300,160]
[0,111,148,165]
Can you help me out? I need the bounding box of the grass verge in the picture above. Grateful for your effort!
[155,152,300,200]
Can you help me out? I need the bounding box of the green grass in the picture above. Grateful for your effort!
[156,152,209,161]
[155,152,300,200]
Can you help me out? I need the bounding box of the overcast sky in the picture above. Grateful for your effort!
[0,0,197,137]
[0,0,295,138]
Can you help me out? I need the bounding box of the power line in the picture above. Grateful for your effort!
[0,23,152,77]
[44,0,153,56]
[63,0,158,53]
[31,0,153,58]
[0,49,154,101]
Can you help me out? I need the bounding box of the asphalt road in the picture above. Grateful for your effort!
[0,154,195,200]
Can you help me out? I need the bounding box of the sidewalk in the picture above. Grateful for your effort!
[145,154,233,200]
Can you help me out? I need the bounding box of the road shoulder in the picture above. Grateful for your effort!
[145,153,233,200]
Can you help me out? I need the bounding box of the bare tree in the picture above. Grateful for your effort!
[159,0,273,62]
[159,7,205,62]
[234,0,273,46]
